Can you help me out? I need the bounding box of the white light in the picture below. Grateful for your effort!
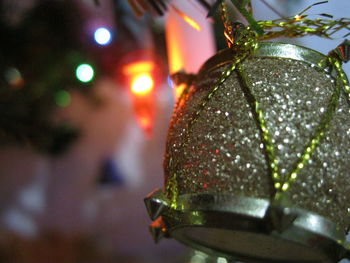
[76,64,94,83]
[94,27,112,45]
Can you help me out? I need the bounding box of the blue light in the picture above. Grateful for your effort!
[167,75,175,89]
[94,27,112,45]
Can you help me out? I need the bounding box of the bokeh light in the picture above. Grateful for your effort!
[123,61,154,76]
[55,90,71,107]
[131,73,154,96]
[76,64,94,83]
[94,27,112,45]
[5,67,24,89]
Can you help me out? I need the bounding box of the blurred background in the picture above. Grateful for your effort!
[0,0,349,262]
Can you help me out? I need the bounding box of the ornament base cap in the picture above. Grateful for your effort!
[146,191,349,263]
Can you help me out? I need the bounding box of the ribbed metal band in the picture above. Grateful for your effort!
[145,190,350,262]
[198,42,334,78]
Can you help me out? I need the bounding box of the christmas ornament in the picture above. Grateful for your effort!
[145,2,350,262]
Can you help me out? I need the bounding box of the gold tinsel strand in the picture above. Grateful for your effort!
[258,16,350,40]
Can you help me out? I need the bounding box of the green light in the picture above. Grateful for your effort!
[76,63,94,83]
[55,90,71,107]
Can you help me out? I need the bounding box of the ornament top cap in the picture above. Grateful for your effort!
[197,42,332,78]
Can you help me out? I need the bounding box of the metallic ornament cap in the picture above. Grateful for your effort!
[149,217,168,243]
[329,39,350,63]
[266,205,298,233]
[144,188,169,220]
[267,194,297,232]
[146,192,349,262]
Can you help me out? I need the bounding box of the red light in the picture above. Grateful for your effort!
[138,116,151,132]
[131,73,154,96]
[123,61,154,75]
[122,60,156,137]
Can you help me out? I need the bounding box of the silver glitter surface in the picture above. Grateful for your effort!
[164,54,350,231]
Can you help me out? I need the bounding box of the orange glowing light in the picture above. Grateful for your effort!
[123,61,154,76]
[171,5,201,31]
[175,83,186,100]
[131,73,154,96]
[167,36,184,73]
[294,15,302,21]
[139,116,150,129]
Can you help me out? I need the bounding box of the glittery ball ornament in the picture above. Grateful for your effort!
[145,41,350,262]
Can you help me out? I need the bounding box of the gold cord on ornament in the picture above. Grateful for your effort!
[165,27,258,205]
[276,65,341,196]
[236,64,279,197]
[236,61,342,199]
[166,169,179,208]
[166,0,350,204]
[185,26,258,139]
[217,1,350,199]
[220,1,234,47]
[234,40,349,199]
[275,43,350,196]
